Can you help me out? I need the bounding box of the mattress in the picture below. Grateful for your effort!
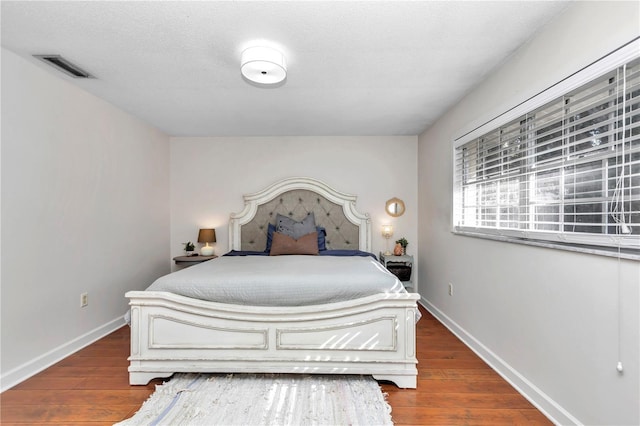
[145,255,407,307]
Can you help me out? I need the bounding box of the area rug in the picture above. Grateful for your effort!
[116,373,393,426]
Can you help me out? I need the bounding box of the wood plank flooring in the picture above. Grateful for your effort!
[1,305,552,425]
[381,307,551,425]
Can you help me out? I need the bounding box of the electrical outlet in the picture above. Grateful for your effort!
[448,283,453,296]
[80,293,88,307]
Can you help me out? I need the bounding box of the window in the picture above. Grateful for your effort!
[453,43,640,251]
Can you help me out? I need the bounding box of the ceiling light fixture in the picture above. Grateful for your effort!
[241,46,287,85]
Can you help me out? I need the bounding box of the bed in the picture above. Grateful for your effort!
[126,177,420,388]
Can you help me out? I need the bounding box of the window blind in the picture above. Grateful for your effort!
[453,50,639,250]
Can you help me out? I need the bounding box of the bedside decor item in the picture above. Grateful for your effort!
[379,252,414,291]
[396,237,408,255]
[382,224,394,255]
[198,228,217,256]
[385,197,405,217]
[183,241,195,256]
[388,262,412,282]
[393,243,403,256]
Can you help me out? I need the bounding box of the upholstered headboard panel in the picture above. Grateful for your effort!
[229,177,371,252]
[240,189,359,251]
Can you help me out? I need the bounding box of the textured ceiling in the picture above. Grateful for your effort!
[1,1,570,137]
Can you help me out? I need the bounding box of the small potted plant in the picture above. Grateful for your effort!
[183,241,195,256]
[395,237,408,255]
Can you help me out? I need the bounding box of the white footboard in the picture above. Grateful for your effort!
[126,291,419,388]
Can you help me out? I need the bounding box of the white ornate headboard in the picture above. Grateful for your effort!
[229,177,371,252]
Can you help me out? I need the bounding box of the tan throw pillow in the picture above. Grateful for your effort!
[269,231,319,256]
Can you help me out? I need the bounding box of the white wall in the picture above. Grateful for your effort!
[169,136,418,271]
[1,48,171,389]
[418,2,639,425]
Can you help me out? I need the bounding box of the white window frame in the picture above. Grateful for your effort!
[452,40,640,257]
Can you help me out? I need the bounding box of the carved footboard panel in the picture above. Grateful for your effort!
[127,291,419,388]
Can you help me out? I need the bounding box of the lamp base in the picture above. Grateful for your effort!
[200,246,215,256]
[383,250,392,256]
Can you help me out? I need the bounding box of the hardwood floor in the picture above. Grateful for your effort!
[381,307,551,425]
[1,305,552,425]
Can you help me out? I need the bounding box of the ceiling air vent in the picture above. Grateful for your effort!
[33,55,93,78]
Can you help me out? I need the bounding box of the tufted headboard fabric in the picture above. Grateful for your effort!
[229,177,371,252]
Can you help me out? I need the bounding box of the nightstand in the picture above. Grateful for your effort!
[173,255,218,266]
[379,252,413,291]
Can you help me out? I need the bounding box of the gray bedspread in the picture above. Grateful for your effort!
[145,255,407,306]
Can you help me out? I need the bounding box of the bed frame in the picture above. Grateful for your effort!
[126,177,419,388]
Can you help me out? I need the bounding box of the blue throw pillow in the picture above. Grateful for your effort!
[317,226,327,251]
[265,223,277,252]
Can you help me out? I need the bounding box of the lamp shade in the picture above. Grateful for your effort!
[382,225,393,239]
[198,228,216,244]
[241,46,287,85]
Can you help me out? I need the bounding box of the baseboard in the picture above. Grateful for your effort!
[420,297,581,426]
[1,315,126,392]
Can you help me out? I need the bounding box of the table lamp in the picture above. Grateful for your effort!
[198,228,216,256]
[382,225,393,255]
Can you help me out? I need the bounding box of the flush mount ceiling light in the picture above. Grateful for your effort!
[241,46,287,85]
